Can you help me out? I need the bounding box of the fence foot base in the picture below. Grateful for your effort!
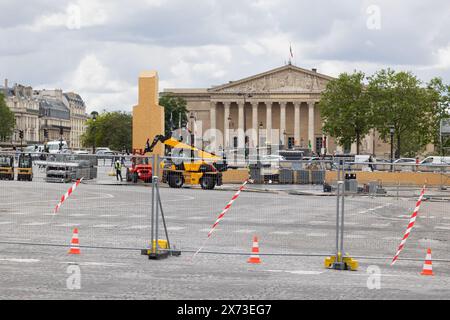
[324,254,358,271]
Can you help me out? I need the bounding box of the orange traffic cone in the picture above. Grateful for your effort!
[420,248,434,276]
[68,228,80,255]
[248,236,261,264]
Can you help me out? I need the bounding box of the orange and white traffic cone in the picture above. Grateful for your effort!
[248,236,261,264]
[68,228,80,255]
[420,248,434,276]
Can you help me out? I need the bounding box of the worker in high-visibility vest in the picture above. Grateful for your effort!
[114,160,123,182]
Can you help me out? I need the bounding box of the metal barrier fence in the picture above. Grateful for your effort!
[0,152,449,263]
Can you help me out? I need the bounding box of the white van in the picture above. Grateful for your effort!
[420,156,450,165]
[46,140,69,154]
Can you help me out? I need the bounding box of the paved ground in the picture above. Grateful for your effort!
[0,166,449,299]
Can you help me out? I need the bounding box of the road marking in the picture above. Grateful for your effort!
[309,221,329,225]
[69,214,88,217]
[383,236,402,241]
[346,235,366,239]
[235,229,256,234]
[398,215,411,218]
[8,212,27,215]
[61,262,127,267]
[1,193,115,206]
[345,222,359,226]
[92,224,117,229]
[129,215,146,219]
[307,233,328,237]
[22,222,48,226]
[166,226,186,231]
[0,222,13,225]
[270,231,294,235]
[443,217,450,220]
[435,226,450,230]
[100,215,118,218]
[372,223,391,228]
[127,225,150,230]
[187,216,205,220]
[266,269,323,275]
[0,258,40,263]
[55,223,81,227]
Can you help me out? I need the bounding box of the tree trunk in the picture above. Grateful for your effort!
[356,131,360,155]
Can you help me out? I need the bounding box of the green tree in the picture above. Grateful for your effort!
[368,69,440,157]
[0,92,15,141]
[426,77,450,155]
[82,111,132,152]
[319,71,372,154]
[159,95,188,136]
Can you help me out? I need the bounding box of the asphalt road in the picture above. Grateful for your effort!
[0,173,449,299]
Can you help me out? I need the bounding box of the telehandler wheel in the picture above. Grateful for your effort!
[168,173,184,188]
[133,172,138,183]
[200,176,216,190]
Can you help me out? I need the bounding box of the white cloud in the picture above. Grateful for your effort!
[29,0,108,31]
[1,0,449,112]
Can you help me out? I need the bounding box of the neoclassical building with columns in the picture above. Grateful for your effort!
[163,64,390,156]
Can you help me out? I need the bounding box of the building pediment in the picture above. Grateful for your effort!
[208,65,333,94]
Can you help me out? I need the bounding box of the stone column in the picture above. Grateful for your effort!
[294,102,301,147]
[252,102,258,148]
[280,102,287,147]
[210,102,217,132]
[308,101,315,152]
[224,101,231,148]
[238,101,245,148]
[266,101,272,145]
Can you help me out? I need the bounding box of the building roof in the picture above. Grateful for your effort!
[39,98,70,120]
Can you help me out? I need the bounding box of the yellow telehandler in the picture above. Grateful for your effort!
[145,134,228,190]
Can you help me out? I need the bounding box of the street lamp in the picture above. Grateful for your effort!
[59,124,64,151]
[257,121,263,163]
[389,125,395,172]
[91,111,98,154]
[189,112,196,163]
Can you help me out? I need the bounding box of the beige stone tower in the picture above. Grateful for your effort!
[133,71,165,156]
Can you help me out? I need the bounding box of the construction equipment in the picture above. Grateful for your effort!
[17,154,33,181]
[0,155,14,180]
[145,134,227,190]
[45,162,77,183]
[126,152,153,183]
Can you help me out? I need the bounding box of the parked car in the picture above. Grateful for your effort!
[420,156,450,165]
[394,158,416,164]
[73,150,89,155]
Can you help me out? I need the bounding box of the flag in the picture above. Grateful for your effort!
[290,44,294,58]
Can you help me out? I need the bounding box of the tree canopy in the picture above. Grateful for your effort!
[320,69,449,157]
[319,71,372,154]
[81,111,132,152]
[368,69,442,157]
[0,93,15,142]
[159,95,188,136]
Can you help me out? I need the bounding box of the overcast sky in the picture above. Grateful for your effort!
[1,0,449,112]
